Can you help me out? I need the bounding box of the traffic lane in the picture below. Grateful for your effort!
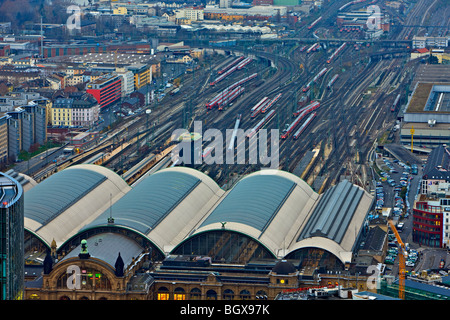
[413,248,449,271]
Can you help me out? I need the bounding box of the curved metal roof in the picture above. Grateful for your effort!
[287,180,374,264]
[297,179,364,244]
[189,170,319,258]
[61,233,144,270]
[199,172,297,232]
[84,169,202,234]
[80,167,225,254]
[24,164,131,247]
[25,168,107,226]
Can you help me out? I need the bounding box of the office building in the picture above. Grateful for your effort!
[0,171,24,300]
[86,74,122,109]
[413,145,450,248]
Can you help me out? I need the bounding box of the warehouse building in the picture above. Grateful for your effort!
[400,82,450,149]
[23,165,375,300]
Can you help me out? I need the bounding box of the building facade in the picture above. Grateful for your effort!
[115,68,135,97]
[52,96,99,127]
[86,74,122,109]
[127,64,152,90]
[413,145,450,248]
[0,115,8,163]
[51,98,73,127]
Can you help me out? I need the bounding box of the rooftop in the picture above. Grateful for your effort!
[53,52,158,67]
[423,144,450,178]
[0,171,23,208]
[406,82,450,114]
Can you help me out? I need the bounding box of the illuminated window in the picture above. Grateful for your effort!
[157,287,170,300]
[174,287,186,300]
[158,293,170,300]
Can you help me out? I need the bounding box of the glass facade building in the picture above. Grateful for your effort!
[0,172,24,300]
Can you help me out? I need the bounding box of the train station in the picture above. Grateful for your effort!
[23,164,376,300]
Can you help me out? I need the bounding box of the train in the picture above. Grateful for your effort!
[282,102,320,139]
[261,93,282,113]
[327,74,339,89]
[338,0,367,11]
[327,42,347,64]
[218,86,245,110]
[308,16,322,30]
[300,45,308,52]
[247,110,276,139]
[210,65,238,86]
[206,73,257,109]
[228,73,258,91]
[202,146,214,159]
[251,97,270,118]
[218,56,245,74]
[302,68,328,92]
[293,112,317,140]
[293,101,320,117]
[391,94,401,112]
[210,58,253,86]
[236,57,253,70]
[170,87,180,95]
[306,43,320,54]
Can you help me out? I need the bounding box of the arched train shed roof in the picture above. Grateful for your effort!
[286,180,374,264]
[187,170,319,258]
[24,164,131,248]
[79,167,224,254]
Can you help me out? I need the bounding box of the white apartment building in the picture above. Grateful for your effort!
[66,74,85,87]
[115,68,135,97]
[71,103,100,127]
[412,36,449,49]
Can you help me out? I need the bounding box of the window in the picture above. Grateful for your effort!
[223,289,234,300]
[206,290,217,300]
[240,290,251,300]
[174,287,186,300]
[157,287,170,300]
[56,267,111,290]
[190,288,201,300]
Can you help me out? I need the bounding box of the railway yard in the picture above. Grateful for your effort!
[28,0,448,194]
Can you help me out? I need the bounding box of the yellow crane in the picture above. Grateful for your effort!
[388,220,406,299]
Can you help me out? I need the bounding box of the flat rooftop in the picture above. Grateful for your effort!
[52,53,157,66]
[406,82,450,114]
[0,173,21,208]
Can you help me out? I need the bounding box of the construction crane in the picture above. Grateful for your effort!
[388,220,406,299]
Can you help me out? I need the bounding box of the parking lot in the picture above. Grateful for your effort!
[375,156,449,277]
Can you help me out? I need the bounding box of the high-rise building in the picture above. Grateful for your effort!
[0,171,24,300]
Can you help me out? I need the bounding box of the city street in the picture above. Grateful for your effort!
[377,156,450,276]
